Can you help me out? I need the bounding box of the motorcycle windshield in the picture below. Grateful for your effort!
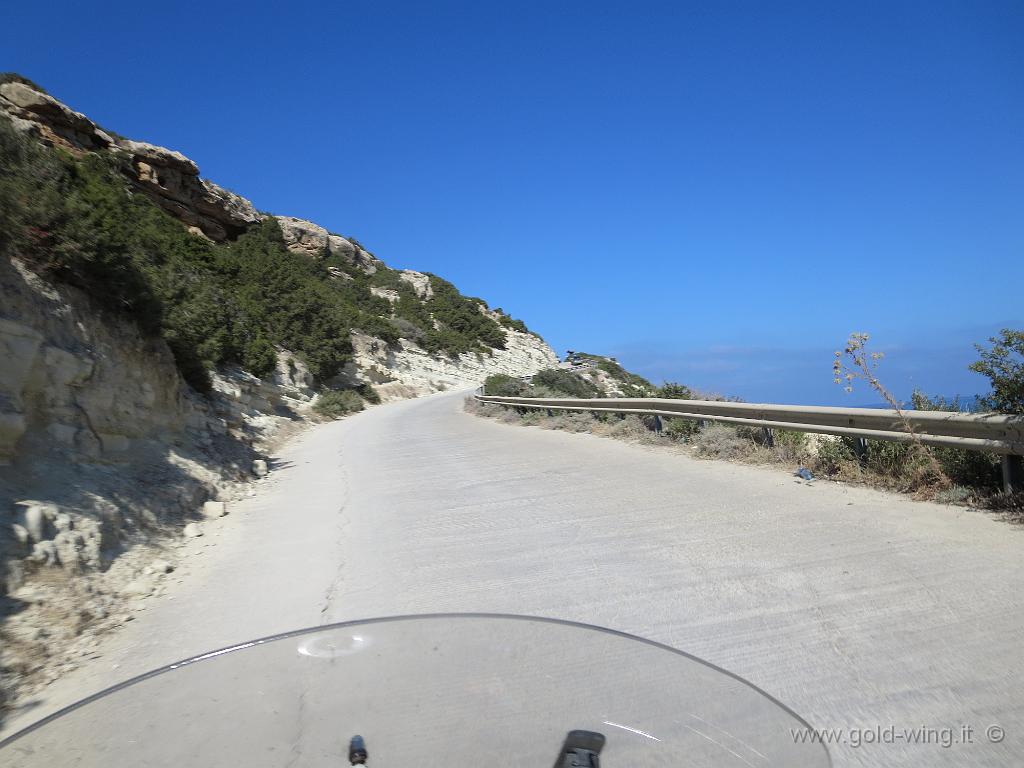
[1,614,830,767]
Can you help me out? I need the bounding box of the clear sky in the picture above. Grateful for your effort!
[4,1,1021,404]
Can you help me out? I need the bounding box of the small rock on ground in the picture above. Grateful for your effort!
[202,501,227,518]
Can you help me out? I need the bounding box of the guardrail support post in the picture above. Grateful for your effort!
[653,415,663,434]
[761,426,774,447]
[853,437,869,465]
[1002,455,1024,494]
[546,408,554,417]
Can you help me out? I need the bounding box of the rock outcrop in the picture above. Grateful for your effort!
[116,140,261,241]
[0,254,312,596]
[0,81,260,242]
[398,270,434,299]
[0,81,113,152]
[274,216,382,273]
[342,329,559,399]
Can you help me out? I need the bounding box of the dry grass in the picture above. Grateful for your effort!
[463,396,1015,515]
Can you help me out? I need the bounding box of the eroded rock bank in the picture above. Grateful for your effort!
[0,254,316,713]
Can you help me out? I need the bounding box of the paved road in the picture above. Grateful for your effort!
[4,390,1023,765]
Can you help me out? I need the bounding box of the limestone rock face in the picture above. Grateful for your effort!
[0,254,314,596]
[398,270,433,299]
[0,82,261,242]
[0,259,186,467]
[274,216,382,274]
[341,328,559,400]
[370,287,399,302]
[0,81,113,152]
[116,140,261,241]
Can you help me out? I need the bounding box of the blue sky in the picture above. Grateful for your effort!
[4,1,1021,404]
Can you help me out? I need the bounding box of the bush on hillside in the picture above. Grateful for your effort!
[423,277,508,354]
[531,368,601,398]
[498,314,530,334]
[1,116,512,391]
[313,389,364,420]
[483,373,529,397]
[356,383,381,404]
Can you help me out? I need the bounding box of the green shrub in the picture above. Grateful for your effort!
[935,486,975,506]
[912,391,1001,489]
[970,329,1024,414]
[863,439,919,478]
[367,266,405,290]
[484,373,529,396]
[665,417,701,441]
[313,389,364,419]
[812,436,855,476]
[497,312,530,334]
[657,381,695,399]
[356,383,381,404]
[422,276,507,354]
[693,425,755,460]
[773,429,809,461]
[531,368,601,398]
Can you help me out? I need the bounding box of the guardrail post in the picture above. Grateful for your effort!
[853,437,869,465]
[653,415,663,434]
[1002,455,1024,494]
[761,426,774,448]
[546,408,554,417]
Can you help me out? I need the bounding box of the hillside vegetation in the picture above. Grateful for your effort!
[0,112,530,393]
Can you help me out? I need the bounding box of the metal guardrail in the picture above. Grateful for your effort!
[473,390,1024,490]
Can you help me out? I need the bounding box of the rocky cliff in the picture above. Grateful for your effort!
[0,74,557,573]
[0,74,557,708]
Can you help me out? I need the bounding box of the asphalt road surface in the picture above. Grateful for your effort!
[4,390,1022,766]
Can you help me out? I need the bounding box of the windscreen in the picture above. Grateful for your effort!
[1,614,829,767]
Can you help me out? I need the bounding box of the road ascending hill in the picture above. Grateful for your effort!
[5,391,1022,766]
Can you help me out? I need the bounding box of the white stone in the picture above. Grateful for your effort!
[183,523,204,538]
[370,287,400,302]
[10,523,30,552]
[202,501,227,519]
[122,577,155,597]
[21,504,49,543]
[28,540,58,566]
[252,459,268,477]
